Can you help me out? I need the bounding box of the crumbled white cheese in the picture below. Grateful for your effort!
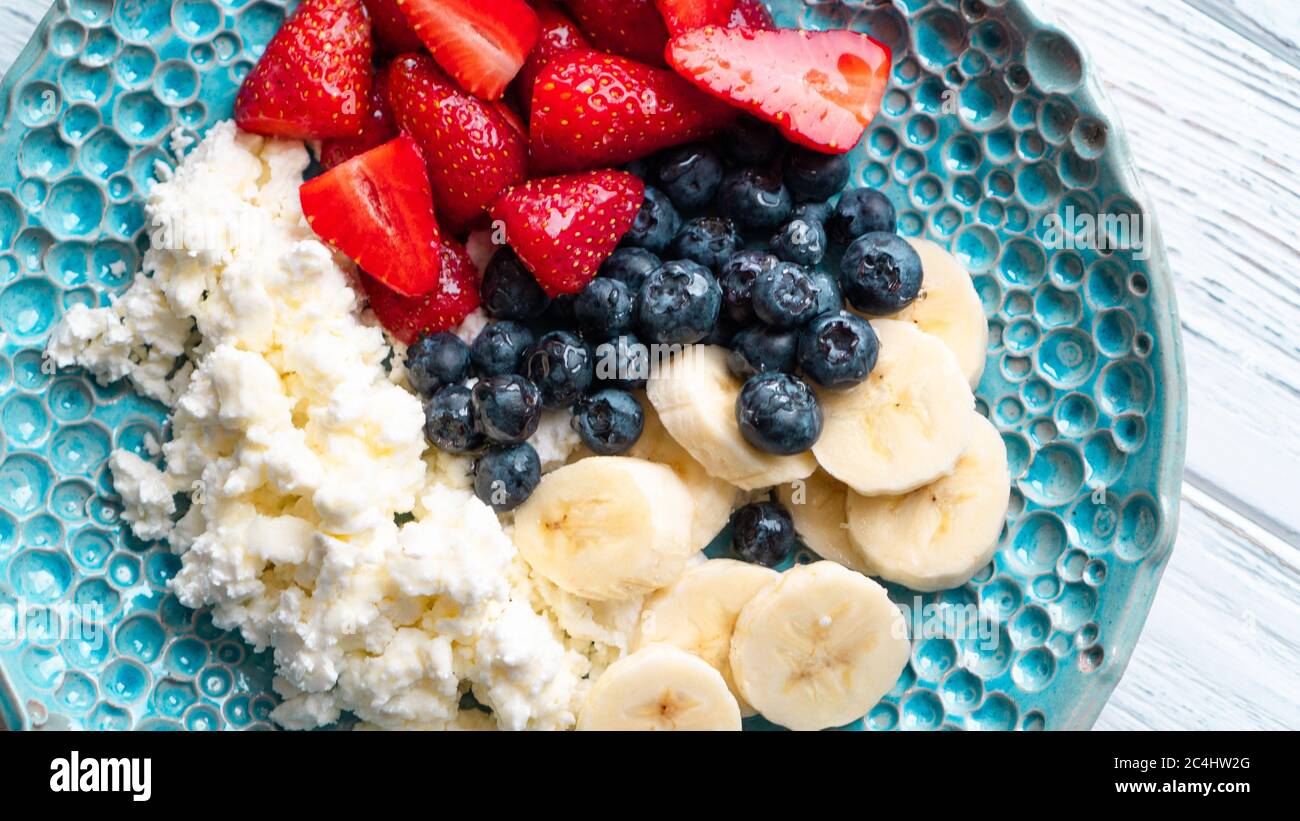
[48,121,593,731]
[531,409,581,473]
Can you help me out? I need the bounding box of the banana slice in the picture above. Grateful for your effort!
[577,644,743,730]
[813,319,975,496]
[887,238,989,388]
[627,399,740,550]
[847,412,1010,592]
[633,559,780,714]
[514,457,697,601]
[729,561,909,731]
[775,469,868,574]
[647,345,816,491]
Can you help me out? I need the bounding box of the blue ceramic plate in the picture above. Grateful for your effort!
[0,0,1186,731]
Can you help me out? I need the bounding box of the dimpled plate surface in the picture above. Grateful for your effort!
[0,0,1186,731]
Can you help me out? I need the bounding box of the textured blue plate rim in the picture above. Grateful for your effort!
[0,0,1189,731]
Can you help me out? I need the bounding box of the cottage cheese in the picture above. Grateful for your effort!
[48,121,602,730]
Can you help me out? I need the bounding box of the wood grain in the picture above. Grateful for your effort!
[0,0,1296,730]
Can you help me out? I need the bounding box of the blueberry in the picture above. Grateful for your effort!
[574,277,635,339]
[526,330,594,409]
[572,389,645,455]
[783,146,851,202]
[728,326,799,379]
[656,143,724,212]
[701,315,740,347]
[671,216,742,271]
[592,333,651,390]
[599,247,662,293]
[471,374,542,444]
[827,187,896,246]
[474,443,541,513]
[730,501,796,568]
[621,186,680,254]
[751,262,822,329]
[809,269,843,317]
[717,115,784,166]
[792,200,833,226]
[536,292,578,332]
[735,372,823,455]
[840,232,924,315]
[637,260,722,344]
[770,217,827,266]
[482,248,549,320]
[470,320,534,377]
[424,385,484,453]
[797,311,879,389]
[717,168,792,232]
[406,332,470,397]
[718,250,778,325]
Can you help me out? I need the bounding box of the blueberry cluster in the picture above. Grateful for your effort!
[619,116,924,457]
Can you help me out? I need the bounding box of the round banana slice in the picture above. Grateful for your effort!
[633,559,780,714]
[627,398,740,550]
[887,238,989,388]
[847,412,1010,592]
[577,644,743,731]
[647,345,817,491]
[775,469,869,574]
[813,319,975,496]
[729,562,910,731]
[514,457,697,601]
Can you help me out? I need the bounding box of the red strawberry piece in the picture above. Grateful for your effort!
[320,72,399,170]
[362,237,482,344]
[364,0,424,55]
[395,0,540,100]
[235,0,374,139]
[490,171,645,296]
[300,134,442,297]
[655,0,736,36]
[562,0,670,66]
[529,52,735,174]
[513,1,592,114]
[387,53,528,232]
[667,27,891,154]
[728,0,775,29]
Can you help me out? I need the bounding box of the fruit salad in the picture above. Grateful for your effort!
[48,0,1009,731]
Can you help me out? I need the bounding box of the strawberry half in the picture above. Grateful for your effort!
[562,0,670,66]
[364,0,424,55]
[529,52,735,174]
[491,171,645,296]
[729,0,775,29]
[514,1,592,115]
[362,237,482,344]
[300,135,442,297]
[655,0,736,36]
[320,72,399,170]
[667,27,891,154]
[395,0,540,100]
[388,53,528,232]
[235,0,373,139]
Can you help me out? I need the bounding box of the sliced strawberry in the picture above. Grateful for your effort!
[320,72,399,170]
[729,0,775,29]
[529,52,735,173]
[667,27,891,154]
[395,0,540,100]
[513,1,592,114]
[491,171,645,296]
[362,237,482,344]
[235,0,373,139]
[562,0,670,66]
[301,135,442,297]
[387,53,528,232]
[364,0,424,55]
[655,0,736,36]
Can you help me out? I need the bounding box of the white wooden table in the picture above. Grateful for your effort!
[2,0,1296,730]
